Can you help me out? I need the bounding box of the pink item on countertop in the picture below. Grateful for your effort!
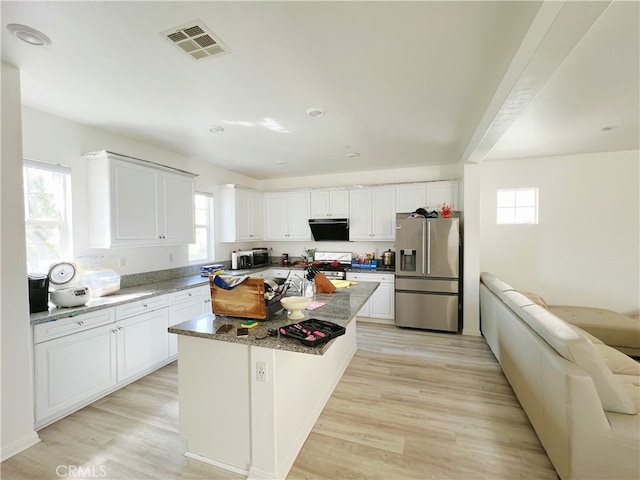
[306,301,326,311]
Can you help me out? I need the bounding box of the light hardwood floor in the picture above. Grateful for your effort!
[2,322,558,479]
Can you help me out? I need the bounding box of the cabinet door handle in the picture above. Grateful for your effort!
[188,293,192,297]
[143,304,148,308]
[112,329,118,334]
[78,321,84,326]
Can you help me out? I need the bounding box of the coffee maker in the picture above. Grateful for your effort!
[28,274,50,313]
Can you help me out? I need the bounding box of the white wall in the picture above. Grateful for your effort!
[1,63,40,460]
[479,150,640,315]
[21,107,260,274]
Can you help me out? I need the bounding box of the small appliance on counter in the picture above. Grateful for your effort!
[28,274,50,313]
[381,249,395,269]
[231,249,269,270]
[48,262,90,308]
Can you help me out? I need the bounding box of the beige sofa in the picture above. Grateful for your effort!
[480,273,640,480]
[549,305,640,357]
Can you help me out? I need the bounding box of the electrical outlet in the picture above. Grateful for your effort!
[256,362,267,382]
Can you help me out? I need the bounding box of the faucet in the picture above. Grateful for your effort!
[284,277,304,295]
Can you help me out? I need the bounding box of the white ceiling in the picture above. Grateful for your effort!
[2,1,638,179]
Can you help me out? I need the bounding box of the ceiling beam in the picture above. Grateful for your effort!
[461,0,612,164]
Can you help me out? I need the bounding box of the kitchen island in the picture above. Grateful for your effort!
[168,282,378,480]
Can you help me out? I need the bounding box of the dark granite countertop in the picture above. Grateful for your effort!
[169,281,379,355]
[30,265,390,326]
[30,274,210,325]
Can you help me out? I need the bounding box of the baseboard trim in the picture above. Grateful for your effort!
[1,431,40,462]
[184,452,248,477]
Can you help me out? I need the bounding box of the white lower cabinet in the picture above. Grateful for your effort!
[116,308,169,384]
[34,322,117,426]
[168,286,210,357]
[33,289,197,428]
[346,272,395,321]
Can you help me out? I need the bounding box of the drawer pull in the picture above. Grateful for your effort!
[112,329,118,334]
[118,326,123,331]
[78,321,84,326]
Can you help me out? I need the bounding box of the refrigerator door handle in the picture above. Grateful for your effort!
[424,221,429,275]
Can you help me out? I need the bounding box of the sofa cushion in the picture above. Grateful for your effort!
[614,375,640,413]
[521,292,549,309]
[549,305,640,352]
[519,304,636,414]
[480,272,515,293]
[501,290,536,309]
[593,344,640,376]
[568,324,604,345]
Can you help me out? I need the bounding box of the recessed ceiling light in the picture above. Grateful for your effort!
[306,107,326,118]
[346,152,360,158]
[601,126,617,132]
[7,24,51,46]
[208,125,224,133]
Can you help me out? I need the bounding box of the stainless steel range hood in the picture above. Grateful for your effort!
[308,218,349,241]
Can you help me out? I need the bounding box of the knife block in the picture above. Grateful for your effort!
[314,273,336,293]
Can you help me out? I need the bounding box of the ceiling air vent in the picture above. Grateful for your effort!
[161,20,230,61]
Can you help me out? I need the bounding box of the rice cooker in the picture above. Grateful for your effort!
[48,262,90,308]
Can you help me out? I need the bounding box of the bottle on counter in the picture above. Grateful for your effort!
[305,279,314,298]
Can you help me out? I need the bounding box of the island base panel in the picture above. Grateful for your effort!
[177,336,251,472]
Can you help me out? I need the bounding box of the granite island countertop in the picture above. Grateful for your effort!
[168,281,379,355]
[30,265,389,326]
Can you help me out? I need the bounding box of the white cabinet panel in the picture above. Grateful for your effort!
[116,308,169,384]
[310,190,349,218]
[346,272,395,320]
[168,286,209,357]
[33,309,113,344]
[161,173,196,243]
[396,184,427,213]
[113,161,158,242]
[349,187,396,241]
[219,187,263,242]
[85,151,196,248]
[35,323,117,425]
[426,181,459,211]
[264,191,311,241]
[115,295,168,320]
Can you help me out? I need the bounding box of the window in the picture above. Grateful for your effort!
[189,192,214,263]
[23,160,73,272]
[497,188,538,224]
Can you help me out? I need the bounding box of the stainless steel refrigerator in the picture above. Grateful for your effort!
[395,215,460,332]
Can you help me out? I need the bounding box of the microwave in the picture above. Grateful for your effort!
[232,248,269,270]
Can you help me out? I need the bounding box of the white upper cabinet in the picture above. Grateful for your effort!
[310,190,349,218]
[264,191,311,241]
[160,173,197,243]
[426,180,459,211]
[395,184,427,213]
[396,181,460,213]
[85,151,196,248]
[349,187,396,241]
[219,186,263,242]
